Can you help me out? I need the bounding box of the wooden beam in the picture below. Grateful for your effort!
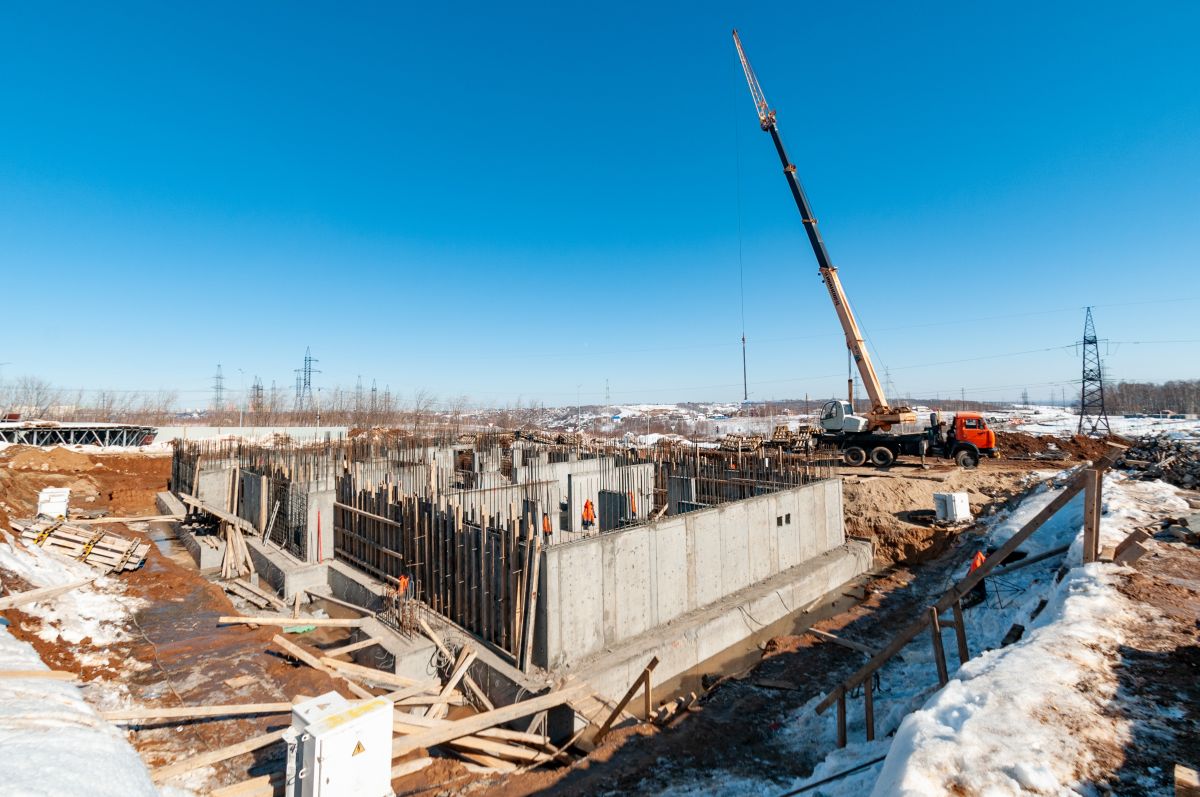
[323,636,382,658]
[816,454,1120,715]
[951,600,970,665]
[219,616,363,628]
[303,588,375,615]
[0,579,94,611]
[1082,469,1100,563]
[320,658,419,689]
[804,627,880,658]
[211,772,282,797]
[104,702,293,722]
[929,606,949,686]
[0,669,78,681]
[593,657,659,744]
[151,729,287,783]
[417,617,494,711]
[391,682,589,758]
[390,756,433,780]
[863,675,874,742]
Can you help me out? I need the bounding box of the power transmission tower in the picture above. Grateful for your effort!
[1077,307,1111,436]
[294,347,321,413]
[249,377,265,414]
[212,364,225,412]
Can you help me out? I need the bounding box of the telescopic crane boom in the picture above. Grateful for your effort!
[732,30,915,431]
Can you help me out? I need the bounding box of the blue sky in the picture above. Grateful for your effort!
[2,1,1197,409]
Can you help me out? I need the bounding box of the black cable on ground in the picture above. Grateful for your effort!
[777,753,890,796]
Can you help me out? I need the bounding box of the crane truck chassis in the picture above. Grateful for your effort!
[816,401,999,469]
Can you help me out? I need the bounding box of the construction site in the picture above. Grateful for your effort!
[3,7,1199,797]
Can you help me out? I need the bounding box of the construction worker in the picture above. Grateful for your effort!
[582,499,596,530]
[628,491,637,518]
[397,573,410,601]
[542,512,552,539]
[965,551,988,608]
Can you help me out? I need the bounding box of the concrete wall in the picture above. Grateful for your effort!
[536,477,845,670]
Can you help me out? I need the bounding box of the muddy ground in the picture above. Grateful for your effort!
[0,441,1186,796]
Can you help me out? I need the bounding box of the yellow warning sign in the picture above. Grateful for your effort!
[352,740,366,756]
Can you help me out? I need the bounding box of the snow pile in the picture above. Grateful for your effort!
[0,533,145,652]
[0,534,156,795]
[871,565,1133,795]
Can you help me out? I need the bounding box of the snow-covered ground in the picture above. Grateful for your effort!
[656,469,1189,796]
[0,532,157,796]
[995,405,1200,439]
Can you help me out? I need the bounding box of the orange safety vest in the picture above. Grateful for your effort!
[398,573,410,596]
[542,513,552,534]
[969,551,986,573]
[628,491,637,515]
[582,500,595,523]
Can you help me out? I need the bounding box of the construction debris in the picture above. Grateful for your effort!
[1119,434,1200,488]
[12,519,149,573]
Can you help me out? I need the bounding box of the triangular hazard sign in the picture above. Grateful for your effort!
[352,740,366,756]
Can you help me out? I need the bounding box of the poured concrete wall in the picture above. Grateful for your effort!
[536,477,845,670]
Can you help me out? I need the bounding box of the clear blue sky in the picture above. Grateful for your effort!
[2,1,1197,409]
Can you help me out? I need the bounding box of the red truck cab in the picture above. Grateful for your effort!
[953,412,997,456]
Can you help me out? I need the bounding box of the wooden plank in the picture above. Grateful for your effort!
[390,756,433,779]
[805,627,879,657]
[815,454,1120,715]
[417,617,494,711]
[219,616,363,628]
[211,772,282,797]
[929,606,949,686]
[593,657,659,744]
[151,729,287,783]
[836,686,847,748]
[323,636,382,658]
[103,702,293,721]
[1177,763,1200,797]
[1083,469,1099,563]
[426,647,477,719]
[863,674,874,742]
[320,658,420,688]
[447,735,551,764]
[0,670,78,681]
[951,600,970,665]
[0,579,94,611]
[303,588,374,615]
[392,682,590,758]
[520,539,542,672]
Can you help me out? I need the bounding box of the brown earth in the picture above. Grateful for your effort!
[841,458,1049,565]
[0,444,171,518]
[994,430,1125,461]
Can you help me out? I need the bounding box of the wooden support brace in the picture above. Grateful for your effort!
[593,656,659,745]
[929,606,949,686]
[951,600,970,665]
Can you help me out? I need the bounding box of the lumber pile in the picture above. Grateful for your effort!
[718,433,763,453]
[1119,434,1200,488]
[220,579,288,611]
[221,523,256,579]
[13,519,149,573]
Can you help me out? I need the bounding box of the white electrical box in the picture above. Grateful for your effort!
[284,692,394,797]
[933,492,972,524]
[37,487,70,519]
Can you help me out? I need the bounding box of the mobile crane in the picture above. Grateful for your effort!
[732,30,997,467]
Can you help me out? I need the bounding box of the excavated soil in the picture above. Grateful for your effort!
[0,444,171,518]
[994,430,1124,461]
[841,458,1048,565]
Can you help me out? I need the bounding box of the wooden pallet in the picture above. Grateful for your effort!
[14,520,150,573]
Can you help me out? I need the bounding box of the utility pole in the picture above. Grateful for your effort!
[237,367,245,428]
[1077,307,1111,436]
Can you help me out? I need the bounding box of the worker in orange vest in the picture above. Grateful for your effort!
[542,512,552,538]
[582,499,596,530]
[397,573,410,600]
[969,551,986,572]
[628,491,637,518]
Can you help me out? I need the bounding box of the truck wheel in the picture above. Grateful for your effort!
[843,446,867,467]
[955,449,979,469]
[869,446,895,467]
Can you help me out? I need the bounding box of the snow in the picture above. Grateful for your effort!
[655,470,1189,796]
[995,405,1200,439]
[0,533,156,796]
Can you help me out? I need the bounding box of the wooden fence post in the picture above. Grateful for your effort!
[1083,469,1100,563]
[929,606,949,686]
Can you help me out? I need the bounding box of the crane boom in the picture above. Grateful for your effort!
[732,30,912,429]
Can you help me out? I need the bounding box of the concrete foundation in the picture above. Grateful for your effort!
[564,538,871,704]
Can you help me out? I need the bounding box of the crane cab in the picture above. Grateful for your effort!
[952,412,997,455]
[820,400,870,433]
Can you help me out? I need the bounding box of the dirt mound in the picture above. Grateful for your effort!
[996,431,1122,461]
[0,446,170,517]
[4,445,96,472]
[843,462,1045,565]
